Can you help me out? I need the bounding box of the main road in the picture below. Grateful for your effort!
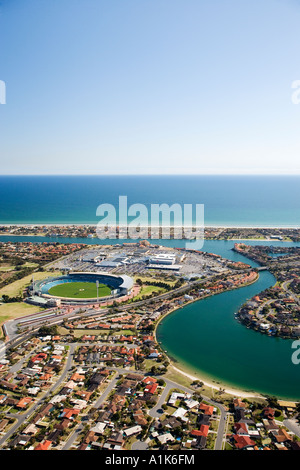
[3,272,228,344]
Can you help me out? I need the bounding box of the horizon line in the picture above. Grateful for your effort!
[0,173,300,177]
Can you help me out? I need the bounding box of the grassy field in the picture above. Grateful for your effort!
[0,270,62,338]
[72,329,101,338]
[48,281,111,299]
[0,270,62,298]
[163,368,229,400]
[132,275,176,301]
[71,328,135,338]
[57,326,70,336]
[0,262,38,273]
[0,302,44,338]
[134,275,177,287]
[133,285,164,300]
[0,266,15,272]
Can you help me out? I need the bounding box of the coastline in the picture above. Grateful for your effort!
[153,273,265,400]
[168,364,262,400]
[0,234,292,242]
[0,225,298,244]
[0,223,300,229]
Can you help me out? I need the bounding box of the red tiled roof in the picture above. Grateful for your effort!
[191,425,209,438]
[144,383,158,394]
[199,403,214,415]
[191,430,202,437]
[34,440,52,450]
[234,422,248,434]
[142,376,157,384]
[16,397,32,409]
[61,408,80,419]
[233,435,255,449]
[199,425,209,437]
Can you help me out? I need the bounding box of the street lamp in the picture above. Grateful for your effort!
[96,280,99,303]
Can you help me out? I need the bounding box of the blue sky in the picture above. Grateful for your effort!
[0,0,300,175]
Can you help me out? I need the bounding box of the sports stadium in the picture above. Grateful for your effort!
[27,272,134,306]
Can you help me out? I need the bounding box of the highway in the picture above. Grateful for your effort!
[3,272,226,345]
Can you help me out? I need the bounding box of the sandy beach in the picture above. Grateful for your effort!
[169,363,263,399]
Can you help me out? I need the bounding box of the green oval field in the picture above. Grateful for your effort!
[48,281,111,299]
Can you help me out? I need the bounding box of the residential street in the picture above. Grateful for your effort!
[61,374,119,450]
[0,344,229,451]
[0,343,76,448]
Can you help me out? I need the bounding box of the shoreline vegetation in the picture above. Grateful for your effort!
[0,223,300,228]
[0,224,299,243]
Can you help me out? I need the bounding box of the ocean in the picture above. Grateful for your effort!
[0,175,299,227]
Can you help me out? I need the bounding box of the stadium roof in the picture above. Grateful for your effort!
[119,275,134,291]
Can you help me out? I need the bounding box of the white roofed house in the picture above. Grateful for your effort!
[168,392,191,406]
[70,398,87,410]
[90,422,106,434]
[172,407,188,422]
[123,425,143,437]
[23,423,38,435]
[185,398,199,409]
[157,433,175,445]
[27,386,40,396]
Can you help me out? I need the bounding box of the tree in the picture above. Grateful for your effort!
[157,379,165,386]
[37,325,58,336]
[266,395,279,409]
